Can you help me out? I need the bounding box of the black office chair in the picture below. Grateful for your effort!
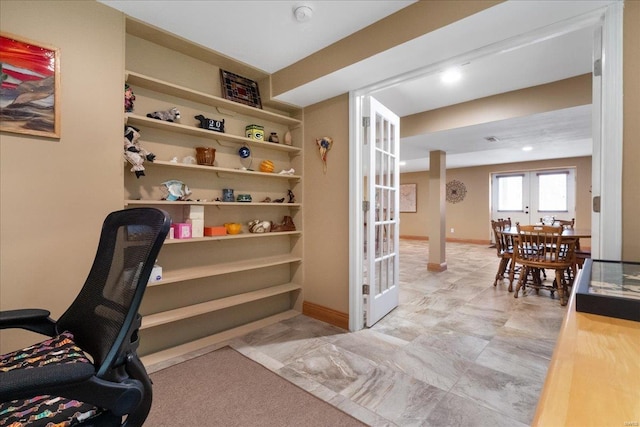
[0,208,170,426]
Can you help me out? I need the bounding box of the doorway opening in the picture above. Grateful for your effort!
[348,3,622,332]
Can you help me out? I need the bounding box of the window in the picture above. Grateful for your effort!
[538,172,568,211]
[497,175,523,211]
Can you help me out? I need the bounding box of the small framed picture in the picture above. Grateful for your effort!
[400,183,417,213]
[220,69,262,109]
[0,32,61,138]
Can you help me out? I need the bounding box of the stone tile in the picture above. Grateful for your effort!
[423,392,529,427]
[341,364,447,426]
[389,340,472,392]
[282,342,377,393]
[436,311,507,341]
[238,326,329,365]
[450,363,542,424]
[411,328,490,362]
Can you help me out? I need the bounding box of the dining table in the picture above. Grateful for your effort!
[502,226,592,240]
[501,226,591,291]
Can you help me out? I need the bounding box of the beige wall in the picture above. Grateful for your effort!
[0,1,125,353]
[402,74,592,136]
[622,0,640,261]
[302,94,351,313]
[400,157,592,246]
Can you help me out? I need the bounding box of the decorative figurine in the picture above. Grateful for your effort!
[268,132,279,143]
[271,216,296,232]
[161,180,191,201]
[278,168,295,175]
[194,115,225,132]
[259,160,275,173]
[238,146,252,170]
[124,84,135,112]
[288,190,296,203]
[283,131,292,146]
[123,125,155,178]
[316,136,333,173]
[248,219,272,233]
[147,107,181,122]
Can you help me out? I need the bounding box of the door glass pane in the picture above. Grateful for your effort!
[538,173,567,211]
[498,175,523,211]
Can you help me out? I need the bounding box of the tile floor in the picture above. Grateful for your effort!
[205,240,568,426]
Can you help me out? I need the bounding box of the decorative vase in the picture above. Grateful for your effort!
[195,147,216,165]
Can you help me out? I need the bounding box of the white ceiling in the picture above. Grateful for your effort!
[100,0,617,171]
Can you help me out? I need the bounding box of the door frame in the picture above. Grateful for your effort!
[348,2,623,331]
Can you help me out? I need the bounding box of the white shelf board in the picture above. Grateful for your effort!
[126,70,302,127]
[148,254,302,286]
[141,282,301,329]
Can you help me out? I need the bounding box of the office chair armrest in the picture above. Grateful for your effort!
[0,308,57,336]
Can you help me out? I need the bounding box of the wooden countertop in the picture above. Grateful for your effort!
[532,271,640,426]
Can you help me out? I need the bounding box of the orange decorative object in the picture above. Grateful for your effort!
[259,160,274,173]
[224,223,242,235]
[204,226,226,236]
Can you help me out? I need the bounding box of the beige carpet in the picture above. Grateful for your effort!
[145,346,367,426]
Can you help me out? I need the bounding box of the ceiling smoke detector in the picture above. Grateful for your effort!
[294,5,313,22]
[484,136,500,143]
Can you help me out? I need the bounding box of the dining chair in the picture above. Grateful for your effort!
[552,217,591,271]
[491,219,516,291]
[513,223,577,306]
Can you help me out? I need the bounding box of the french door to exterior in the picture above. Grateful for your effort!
[363,97,400,327]
[491,168,576,230]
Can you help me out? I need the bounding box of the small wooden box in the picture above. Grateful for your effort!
[204,226,226,236]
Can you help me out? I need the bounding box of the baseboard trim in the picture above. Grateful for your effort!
[400,236,491,245]
[302,301,349,330]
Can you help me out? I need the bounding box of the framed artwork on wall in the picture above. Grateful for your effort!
[400,183,417,212]
[0,32,61,138]
[220,69,262,109]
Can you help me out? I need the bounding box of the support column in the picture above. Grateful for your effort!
[428,150,447,272]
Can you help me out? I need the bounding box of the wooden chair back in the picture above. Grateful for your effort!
[553,218,575,229]
[491,219,513,256]
[514,224,575,268]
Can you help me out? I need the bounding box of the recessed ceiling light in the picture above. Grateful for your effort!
[399,161,407,166]
[441,68,462,84]
[522,146,533,151]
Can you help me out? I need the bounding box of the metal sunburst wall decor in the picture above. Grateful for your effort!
[446,180,467,204]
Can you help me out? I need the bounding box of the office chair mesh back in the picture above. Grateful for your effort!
[56,208,167,375]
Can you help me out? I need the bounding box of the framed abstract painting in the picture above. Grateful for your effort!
[0,32,61,138]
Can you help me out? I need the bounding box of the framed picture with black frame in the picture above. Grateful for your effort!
[220,69,262,109]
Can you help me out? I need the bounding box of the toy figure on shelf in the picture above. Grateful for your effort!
[124,84,135,113]
[124,125,155,178]
[147,107,181,122]
[161,180,191,201]
[288,189,296,203]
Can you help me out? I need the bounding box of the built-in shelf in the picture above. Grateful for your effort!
[126,71,302,127]
[141,310,299,371]
[125,32,303,368]
[125,199,301,208]
[126,114,301,155]
[141,282,301,330]
[148,254,301,286]
[135,159,301,181]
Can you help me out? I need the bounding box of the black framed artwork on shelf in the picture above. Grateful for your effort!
[220,69,262,109]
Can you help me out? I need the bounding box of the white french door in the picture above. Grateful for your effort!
[491,168,576,229]
[362,97,400,327]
